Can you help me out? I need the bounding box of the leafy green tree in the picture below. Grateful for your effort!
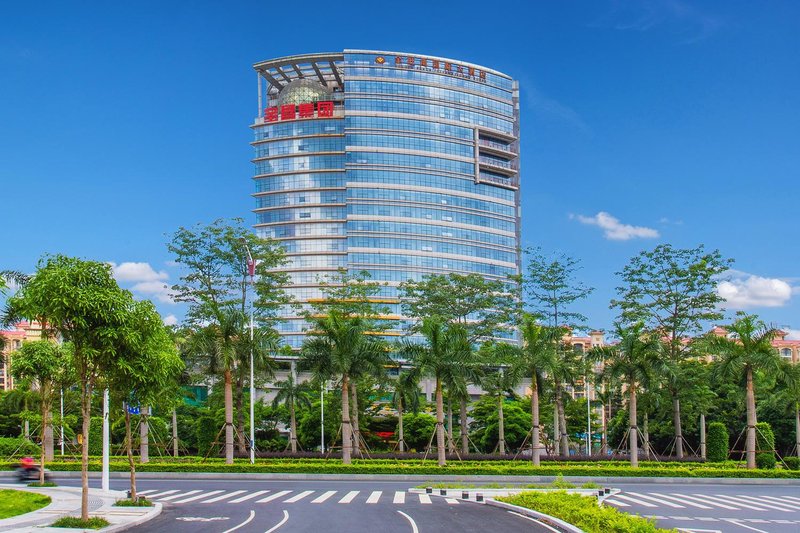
[10,340,71,483]
[400,319,477,466]
[703,313,792,469]
[390,369,420,452]
[6,255,134,520]
[400,413,437,451]
[272,374,311,452]
[591,323,666,467]
[612,244,732,458]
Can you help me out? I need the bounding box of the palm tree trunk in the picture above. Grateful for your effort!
[553,403,560,456]
[643,413,650,460]
[350,382,360,456]
[126,409,137,501]
[341,374,352,464]
[140,407,149,464]
[745,367,757,469]
[224,369,234,464]
[172,409,179,457]
[397,396,405,453]
[460,398,468,455]
[447,398,455,453]
[531,373,541,465]
[556,386,568,455]
[498,395,505,455]
[700,414,706,460]
[289,401,297,453]
[629,381,638,468]
[435,377,446,466]
[673,393,684,459]
[80,380,91,520]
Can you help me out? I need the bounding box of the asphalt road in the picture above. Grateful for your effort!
[607,482,800,532]
[49,476,550,533]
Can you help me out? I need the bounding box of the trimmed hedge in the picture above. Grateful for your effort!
[0,437,40,457]
[783,456,799,471]
[706,422,729,462]
[498,491,673,532]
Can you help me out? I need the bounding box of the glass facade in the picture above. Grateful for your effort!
[252,50,520,350]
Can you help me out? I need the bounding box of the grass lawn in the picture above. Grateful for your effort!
[0,489,51,519]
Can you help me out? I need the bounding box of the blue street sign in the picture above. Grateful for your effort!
[126,405,140,415]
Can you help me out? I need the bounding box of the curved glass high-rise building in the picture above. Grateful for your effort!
[251,50,520,349]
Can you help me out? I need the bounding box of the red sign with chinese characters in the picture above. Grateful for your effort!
[263,101,334,122]
[378,55,487,83]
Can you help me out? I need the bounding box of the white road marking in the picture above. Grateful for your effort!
[176,516,230,522]
[604,499,630,507]
[653,493,712,509]
[172,490,225,504]
[257,490,291,503]
[754,495,800,510]
[625,492,686,508]
[612,494,658,507]
[672,494,739,510]
[146,489,180,499]
[284,490,314,503]
[397,510,419,533]
[734,494,797,511]
[222,509,255,533]
[265,510,289,533]
[366,491,382,504]
[202,490,247,503]
[445,498,459,504]
[137,490,156,495]
[338,491,359,503]
[160,490,202,502]
[705,494,768,511]
[418,493,432,504]
[230,490,269,503]
[721,519,768,533]
[508,511,561,533]
[311,491,337,503]
[393,491,405,504]
[780,495,800,504]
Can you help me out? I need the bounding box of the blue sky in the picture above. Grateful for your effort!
[1,1,798,336]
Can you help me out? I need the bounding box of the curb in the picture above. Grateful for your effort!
[100,502,162,533]
[485,498,585,533]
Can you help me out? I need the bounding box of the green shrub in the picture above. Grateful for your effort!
[498,491,672,532]
[0,437,41,457]
[706,422,729,462]
[88,417,103,456]
[755,422,775,452]
[51,517,109,529]
[195,416,218,457]
[783,456,799,470]
[756,453,776,470]
[401,413,437,451]
[114,498,153,507]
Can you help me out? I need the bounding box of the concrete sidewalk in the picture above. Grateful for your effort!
[0,483,161,532]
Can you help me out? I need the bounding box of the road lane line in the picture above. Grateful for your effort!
[311,491,337,503]
[671,494,739,510]
[393,491,405,504]
[338,491,359,503]
[397,510,419,533]
[222,509,255,533]
[755,495,800,510]
[230,490,269,503]
[721,518,768,533]
[734,494,797,511]
[418,493,432,504]
[256,490,291,503]
[265,510,289,533]
[604,499,630,507]
[651,493,712,509]
[201,490,247,503]
[445,498,459,504]
[366,491,382,504]
[612,494,658,507]
[780,495,800,503]
[705,494,769,511]
[172,490,225,504]
[507,511,561,533]
[284,490,314,503]
[625,492,685,508]
[145,489,180,499]
[160,490,202,502]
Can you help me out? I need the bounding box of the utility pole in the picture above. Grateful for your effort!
[240,238,257,465]
[101,389,109,492]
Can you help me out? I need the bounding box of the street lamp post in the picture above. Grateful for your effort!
[240,238,256,465]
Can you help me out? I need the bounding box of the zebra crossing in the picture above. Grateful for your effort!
[136,488,459,506]
[605,491,800,513]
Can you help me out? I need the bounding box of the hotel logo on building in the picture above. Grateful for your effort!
[375,55,487,83]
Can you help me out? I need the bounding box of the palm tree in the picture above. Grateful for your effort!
[703,312,791,469]
[233,325,278,455]
[400,318,477,466]
[272,374,311,453]
[551,342,585,456]
[481,364,519,455]
[591,323,664,467]
[390,368,420,453]
[300,310,388,464]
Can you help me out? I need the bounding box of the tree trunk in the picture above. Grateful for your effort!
[350,382,361,456]
[125,409,137,501]
[44,405,54,462]
[601,402,608,456]
[236,378,247,455]
[341,374,352,464]
[40,389,48,484]
[447,398,455,453]
[498,395,505,455]
[673,394,684,459]
[435,377,446,466]
[80,381,91,520]
[629,382,638,468]
[460,398,468,455]
[643,413,650,460]
[556,385,569,455]
[172,409,179,457]
[553,403,560,456]
[289,401,297,453]
[139,407,149,464]
[745,367,757,469]
[531,373,541,465]
[224,369,234,464]
[700,414,707,460]
[397,396,405,453]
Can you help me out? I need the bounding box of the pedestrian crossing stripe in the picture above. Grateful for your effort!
[140,488,463,506]
[604,491,800,513]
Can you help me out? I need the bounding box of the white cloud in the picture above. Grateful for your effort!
[785,329,800,340]
[163,314,178,326]
[130,280,176,304]
[717,272,794,309]
[571,211,660,241]
[111,262,168,283]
